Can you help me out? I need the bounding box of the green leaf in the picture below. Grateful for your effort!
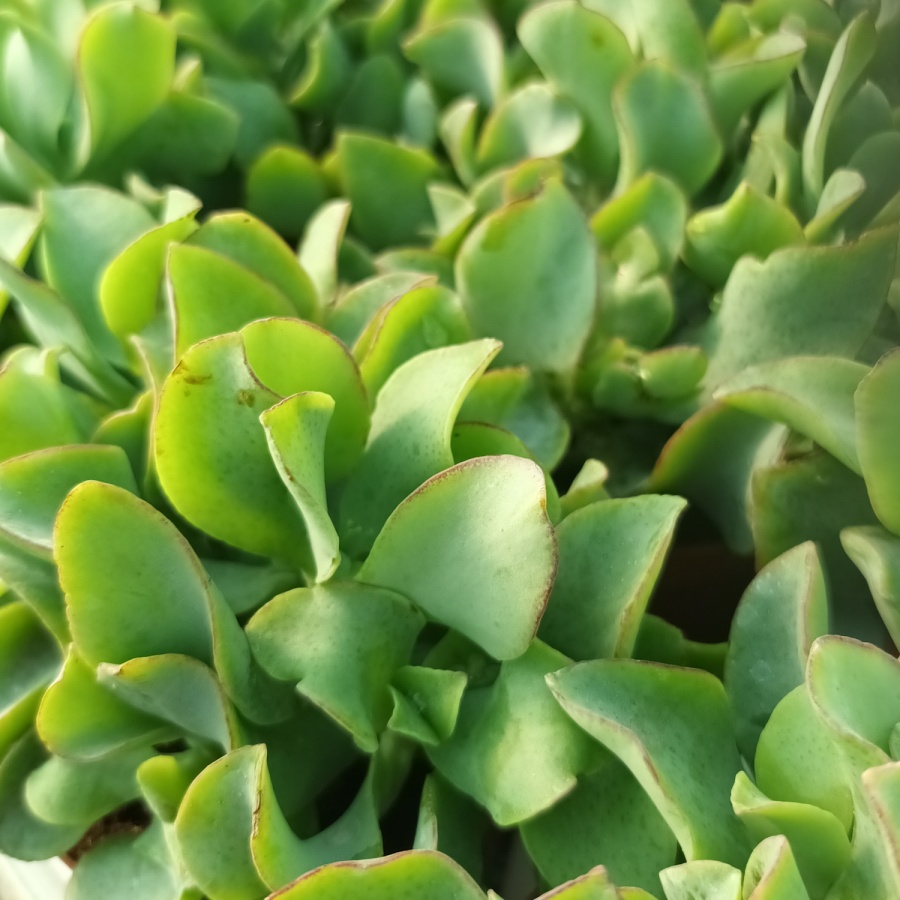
[724,542,828,762]
[246,146,327,242]
[429,641,603,826]
[298,200,350,310]
[591,173,688,273]
[457,179,596,373]
[0,203,41,316]
[540,495,686,660]
[339,339,499,555]
[856,349,900,537]
[187,212,318,321]
[702,227,897,393]
[337,132,439,250]
[742,836,811,900]
[660,861,741,900]
[628,0,707,75]
[176,745,382,899]
[154,332,307,565]
[440,98,479,186]
[518,1,633,184]
[550,660,749,866]
[0,129,52,205]
[38,185,156,365]
[535,867,623,899]
[804,168,866,243]
[801,13,877,203]
[842,524,900,651]
[807,636,900,777]
[715,356,867,474]
[683,182,805,287]
[754,686,853,831]
[79,3,176,158]
[404,17,504,107]
[522,756,676,896]
[731,772,851,898]
[359,456,557,660]
[247,583,423,752]
[57,481,292,724]
[335,55,405,136]
[389,666,468,745]
[289,20,352,113]
[614,62,722,196]
[475,83,582,174]
[271,849,486,899]
[261,393,340,583]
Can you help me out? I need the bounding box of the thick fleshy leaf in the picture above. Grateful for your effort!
[801,13,877,203]
[261,393,340,583]
[176,745,382,899]
[731,773,850,898]
[715,356,867,474]
[98,654,244,753]
[339,339,499,555]
[660,861,741,900]
[56,481,292,724]
[550,660,749,866]
[404,17,504,108]
[243,317,370,482]
[743,836,811,900]
[724,542,828,761]
[359,456,556,660]
[38,185,156,365]
[519,2,632,184]
[535,867,622,899]
[806,636,900,777]
[456,179,596,373]
[298,199,350,308]
[337,132,438,250]
[842,524,900,649]
[754,686,853,831]
[476,84,582,174]
[540,495,685,660]
[154,332,307,565]
[522,755,676,895]
[36,649,167,761]
[429,641,603,826]
[389,666,467,746]
[270,850,486,899]
[684,182,804,287]
[247,583,423,751]
[805,168,866,243]
[440,98,479,186]
[187,212,317,321]
[702,227,897,393]
[614,62,722,196]
[856,349,900,536]
[0,203,41,315]
[78,4,176,158]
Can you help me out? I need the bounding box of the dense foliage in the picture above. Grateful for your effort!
[1,0,899,897]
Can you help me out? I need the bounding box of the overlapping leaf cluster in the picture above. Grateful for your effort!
[1,0,900,897]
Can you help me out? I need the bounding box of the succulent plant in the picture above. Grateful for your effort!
[1,0,900,897]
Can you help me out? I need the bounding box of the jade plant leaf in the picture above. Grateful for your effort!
[521,754,677,895]
[550,660,749,866]
[724,541,829,761]
[518,1,633,184]
[539,495,686,660]
[56,480,292,724]
[856,348,900,536]
[731,772,851,898]
[806,635,900,777]
[298,199,350,309]
[261,393,340,583]
[456,179,596,373]
[535,866,622,899]
[339,339,499,555]
[404,17,504,108]
[428,641,603,827]
[714,356,868,474]
[754,686,854,830]
[78,3,176,159]
[359,456,556,660]
[337,132,439,250]
[247,583,424,751]
[242,317,370,482]
[660,861,741,900]
[176,745,382,899]
[154,332,308,566]
[702,226,897,393]
[475,83,582,174]
[388,666,468,746]
[270,849,486,899]
[614,61,722,196]
[742,835,811,900]
[842,524,900,648]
